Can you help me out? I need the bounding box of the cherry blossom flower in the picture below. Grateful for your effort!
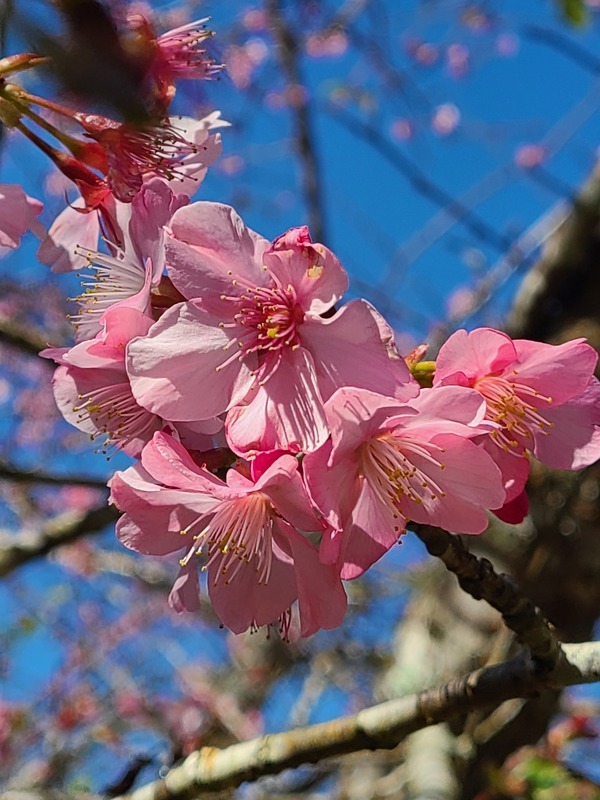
[127,203,417,455]
[126,14,221,111]
[109,431,347,635]
[0,183,43,253]
[64,179,187,342]
[38,113,225,273]
[73,113,201,203]
[44,307,220,457]
[434,328,600,511]
[303,386,506,579]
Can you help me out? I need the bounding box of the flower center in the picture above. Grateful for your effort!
[180,493,274,585]
[217,274,304,372]
[361,433,447,530]
[474,374,553,451]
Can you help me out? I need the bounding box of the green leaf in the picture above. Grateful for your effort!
[559,0,589,26]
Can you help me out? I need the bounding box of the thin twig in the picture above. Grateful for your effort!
[0,460,107,488]
[267,0,326,242]
[0,315,50,357]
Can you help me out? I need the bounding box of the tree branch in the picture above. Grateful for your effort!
[414,526,562,671]
[321,102,516,256]
[266,0,326,242]
[109,641,600,800]
[0,315,50,357]
[0,459,107,488]
[0,503,117,577]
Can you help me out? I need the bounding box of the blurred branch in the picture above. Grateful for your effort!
[111,641,600,799]
[415,526,561,670]
[0,503,116,577]
[322,102,515,255]
[0,316,51,358]
[0,460,107,488]
[266,0,326,242]
[523,24,600,74]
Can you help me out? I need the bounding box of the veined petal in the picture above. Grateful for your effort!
[434,328,517,385]
[401,385,489,433]
[208,540,296,633]
[399,433,505,532]
[111,465,219,554]
[264,226,348,315]
[532,379,600,469]
[512,338,598,404]
[256,454,322,532]
[277,521,347,636]
[342,476,405,579]
[323,387,418,466]
[127,177,188,275]
[166,202,269,300]
[225,347,329,456]
[127,301,256,421]
[300,299,418,402]
[169,561,201,613]
[140,431,235,498]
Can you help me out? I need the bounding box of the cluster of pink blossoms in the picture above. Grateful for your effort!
[43,190,600,637]
[0,9,224,273]
[10,7,597,638]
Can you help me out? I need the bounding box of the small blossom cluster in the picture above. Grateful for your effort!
[0,9,223,273]
[43,188,600,637]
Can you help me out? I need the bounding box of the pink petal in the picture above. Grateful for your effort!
[127,177,188,277]
[484,442,531,502]
[127,301,256,421]
[169,561,201,613]
[532,379,600,469]
[512,338,598,404]
[225,347,329,456]
[264,226,348,315]
[111,466,218,554]
[303,440,361,551]
[435,328,517,386]
[401,385,489,434]
[493,489,529,524]
[323,387,417,466]
[277,521,347,636]
[401,433,504,533]
[208,542,297,633]
[0,183,43,250]
[300,300,418,402]
[341,476,405,580]
[256,454,322,532]
[140,431,234,497]
[166,202,269,300]
[38,202,100,273]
